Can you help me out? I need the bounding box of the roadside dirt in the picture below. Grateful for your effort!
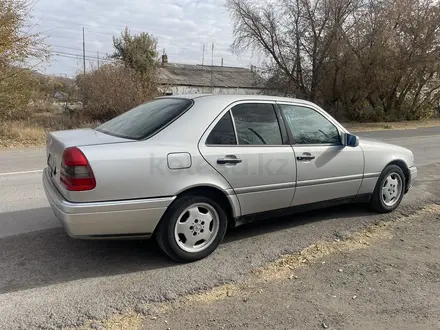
[344,118,440,132]
[134,205,440,330]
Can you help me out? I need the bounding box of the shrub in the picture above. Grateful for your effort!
[76,63,159,121]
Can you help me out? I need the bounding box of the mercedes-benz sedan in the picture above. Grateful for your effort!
[43,94,417,262]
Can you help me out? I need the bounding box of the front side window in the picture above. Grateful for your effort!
[280,105,341,145]
[96,98,193,140]
[231,103,283,145]
[206,111,237,145]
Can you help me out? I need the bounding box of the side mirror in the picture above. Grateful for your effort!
[341,132,359,147]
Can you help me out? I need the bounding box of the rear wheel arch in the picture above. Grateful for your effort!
[175,186,236,226]
[154,187,231,262]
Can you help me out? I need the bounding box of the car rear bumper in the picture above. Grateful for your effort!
[42,168,175,239]
[406,166,417,193]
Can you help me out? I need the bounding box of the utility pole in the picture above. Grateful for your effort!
[210,42,214,92]
[82,27,86,75]
[97,51,100,68]
[202,44,205,65]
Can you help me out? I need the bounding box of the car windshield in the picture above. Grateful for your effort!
[95,98,193,140]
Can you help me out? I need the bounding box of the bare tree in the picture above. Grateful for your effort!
[76,63,159,121]
[226,0,359,101]
[227,0,440,121]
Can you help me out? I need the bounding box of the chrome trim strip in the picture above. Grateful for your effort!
[235,182,296,194]
[225,188,235,196]
[363,172,381,179]
[296,174,363,188]
[229,109,239,145]
[230,174,366,194]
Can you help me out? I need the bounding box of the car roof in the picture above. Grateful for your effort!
[157,93,315,106]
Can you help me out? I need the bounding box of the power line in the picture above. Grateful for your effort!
[50,44,102,55]
[34,10,135,26]
[45,35,249,60]
[50,51,113,62]
[32,15,144,34]
[37,25,117,37]
[42,34,92,42]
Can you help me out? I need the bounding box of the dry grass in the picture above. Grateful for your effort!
[0,112,98,148]
[0,121,47,148]
[344,118,440,132]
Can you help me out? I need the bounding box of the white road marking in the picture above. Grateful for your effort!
[0,169,43,176]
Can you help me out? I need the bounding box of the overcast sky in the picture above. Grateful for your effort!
[31,0,261,77]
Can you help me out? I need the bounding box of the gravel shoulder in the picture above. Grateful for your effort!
[344,119,440,132]
[138,204,440,330]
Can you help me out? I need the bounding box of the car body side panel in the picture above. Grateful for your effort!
[356,138,414,194]
[197,100,297,216]
[291,145,364,206]
[199,145,297,215]
[273,100,364,206]
[69,143,235,206]
[360,138,414,172]
[356,177,380,195]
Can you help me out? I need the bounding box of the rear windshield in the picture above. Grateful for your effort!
[95,98,193,140]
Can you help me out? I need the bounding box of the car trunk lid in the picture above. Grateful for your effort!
[46,128,132,195]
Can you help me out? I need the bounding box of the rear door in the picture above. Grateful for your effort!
[198,101,297,216]
[278,103,364,206]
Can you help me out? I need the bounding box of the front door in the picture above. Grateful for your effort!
[199,101,297,216]
[278,103,364,207]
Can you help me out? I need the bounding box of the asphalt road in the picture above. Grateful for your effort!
[0,127,439,330]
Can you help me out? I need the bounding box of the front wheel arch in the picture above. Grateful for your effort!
[369,164,406,213]
[384,160,410,191]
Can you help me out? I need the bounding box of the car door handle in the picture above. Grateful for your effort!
[217,155,242,165]
[297,153,315,161]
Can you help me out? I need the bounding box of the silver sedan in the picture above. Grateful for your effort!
[43,94,417,262]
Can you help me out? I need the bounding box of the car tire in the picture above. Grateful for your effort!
[155,194,228,263]
[369,164,406,213]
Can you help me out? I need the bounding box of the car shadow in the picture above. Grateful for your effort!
[0,204,374,295]
[223,203,372,243]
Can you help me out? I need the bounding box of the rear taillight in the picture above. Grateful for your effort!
[60,147,96,191]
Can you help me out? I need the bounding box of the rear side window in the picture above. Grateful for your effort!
[231,103,283,145]
[95,98,193,140]
[206,111,237,145]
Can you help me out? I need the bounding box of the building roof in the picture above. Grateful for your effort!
[157,63,266,89]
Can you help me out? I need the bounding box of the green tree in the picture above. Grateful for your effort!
[111,27,158,77]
